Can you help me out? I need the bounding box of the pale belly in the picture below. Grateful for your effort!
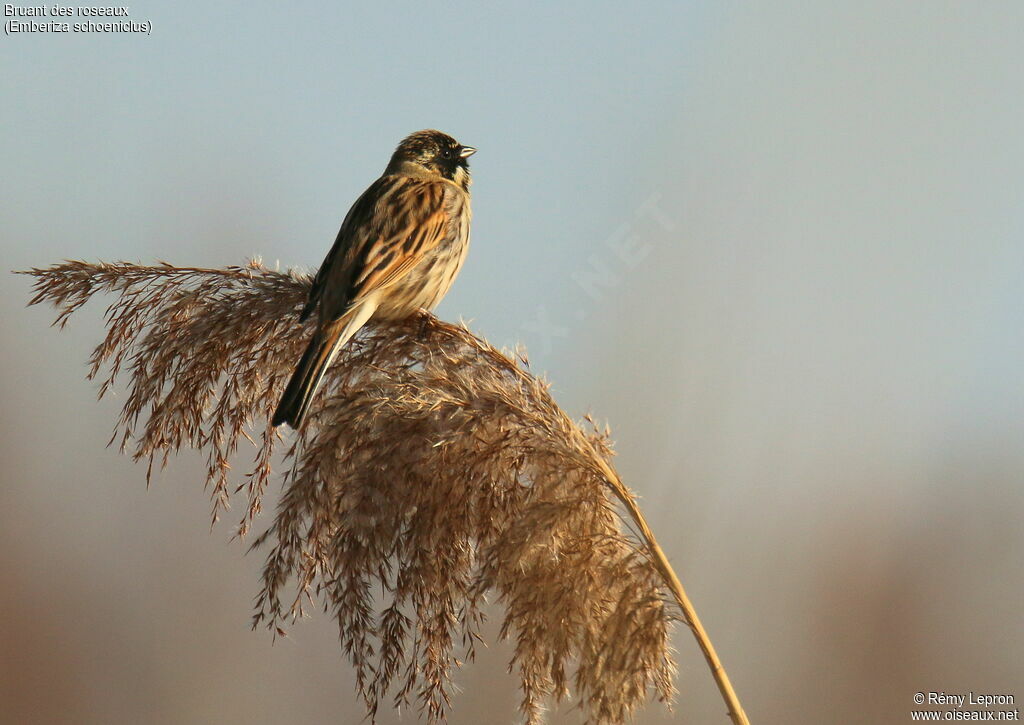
[374,230,470,319]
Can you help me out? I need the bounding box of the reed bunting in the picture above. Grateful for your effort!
[272,129,476,429]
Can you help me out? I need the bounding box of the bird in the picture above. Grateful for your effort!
[272,129,476,430]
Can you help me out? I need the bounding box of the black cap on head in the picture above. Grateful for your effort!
[391,129,475,183]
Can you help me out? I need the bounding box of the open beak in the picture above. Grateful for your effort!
[459,146,477,158]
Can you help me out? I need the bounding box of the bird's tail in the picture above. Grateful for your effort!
[272,299,378,430]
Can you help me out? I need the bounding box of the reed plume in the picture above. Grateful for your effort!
[19,259,748,725]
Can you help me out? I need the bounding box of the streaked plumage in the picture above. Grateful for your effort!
[273,130,475,429]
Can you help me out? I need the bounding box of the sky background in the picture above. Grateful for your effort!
[2,2,1023,723]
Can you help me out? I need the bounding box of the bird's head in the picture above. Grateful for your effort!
[387,129,476,190]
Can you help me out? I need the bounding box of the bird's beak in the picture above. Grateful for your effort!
[459,146,477,158]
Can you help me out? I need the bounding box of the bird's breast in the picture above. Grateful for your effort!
[375,193,471,319]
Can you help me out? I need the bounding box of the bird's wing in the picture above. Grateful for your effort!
[307,176,451,324]
[299,176,389,322]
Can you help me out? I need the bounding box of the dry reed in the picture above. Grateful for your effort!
[19,259,748,725]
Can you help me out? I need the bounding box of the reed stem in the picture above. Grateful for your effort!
[586,442,751,725]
